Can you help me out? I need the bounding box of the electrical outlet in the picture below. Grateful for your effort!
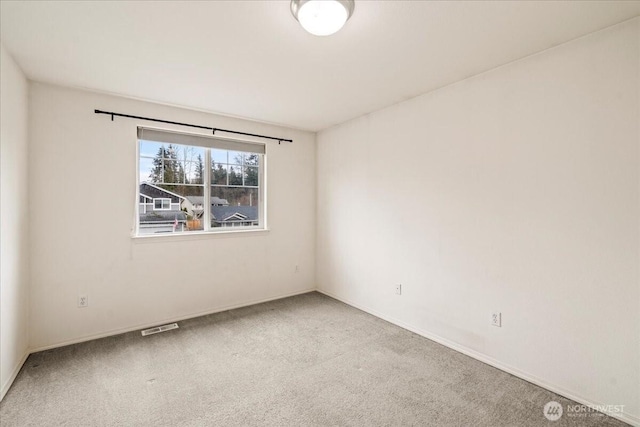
[491,312,501,327]
[78,295,89,308]
[395,284,402,295]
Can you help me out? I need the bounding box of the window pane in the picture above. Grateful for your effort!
[138,140,205,235]
[182,186,205,231]
[211,148,227,165]
[174,145,205,184]
[174,145,205,162]
[228,166,243,186]
[160,158,182,184]
[229,151,244,166]
[163,145,178,160]
[210,187,259,228]
[210,187,259,207]
[211,164,228,185]
[139,157,156,183]
[244,153,259,166]
[140,140,164,158]
[184,160,203,184]
[142,159,177,185]
[244,166,259,187]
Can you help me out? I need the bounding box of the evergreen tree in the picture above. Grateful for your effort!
[212,163,227,185]
[148,144,181,191]
[230,153,259,187]
[148,146,166,183]
[229,166,242,185]
[194,154,204,185]
[244,153,259,166]
[244,154,258,186]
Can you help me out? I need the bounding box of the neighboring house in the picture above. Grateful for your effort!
[139,210,187,233]
[139,182,184,213]
[183,196,204,219]
[186,196,205,210]
[187,196,229,208]
[212,196,229,206]
[183,196,229,220]
[139,182,187,233]
[211,205,258,228]
[139,182,254,230]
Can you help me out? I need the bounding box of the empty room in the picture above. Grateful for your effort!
[0,1,638,425]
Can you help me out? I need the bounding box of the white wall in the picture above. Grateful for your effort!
[317,18,640,423]
[28,84,316,350]
[0,43,30,400]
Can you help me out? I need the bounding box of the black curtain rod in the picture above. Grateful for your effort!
[94,109,293,144]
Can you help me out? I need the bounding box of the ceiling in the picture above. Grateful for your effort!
[1,1,639,132]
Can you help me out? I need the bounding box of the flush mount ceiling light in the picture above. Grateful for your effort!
[291,0,355,36]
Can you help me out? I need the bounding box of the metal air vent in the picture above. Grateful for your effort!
[141,323,179,336]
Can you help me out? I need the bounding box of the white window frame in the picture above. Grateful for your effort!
[135,127,267,237]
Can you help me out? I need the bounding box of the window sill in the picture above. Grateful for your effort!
[131,228,270,243]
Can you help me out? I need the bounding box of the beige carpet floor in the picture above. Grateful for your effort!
[0,292,628,426]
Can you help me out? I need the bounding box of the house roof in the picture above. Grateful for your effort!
[186,196,204,205]
[139,211,187,223]
[212,197,229,205]
[186,196,229,206]
[140,182,186,201]
[211,206,258,222]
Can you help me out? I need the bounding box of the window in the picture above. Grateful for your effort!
[137,127,265,236]
[153,198,172,210]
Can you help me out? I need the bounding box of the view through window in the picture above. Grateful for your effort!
[137,128,264,235]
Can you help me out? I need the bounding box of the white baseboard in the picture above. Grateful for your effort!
[29,288,316,353]
[0,351,29,402]
[316,288,639,427]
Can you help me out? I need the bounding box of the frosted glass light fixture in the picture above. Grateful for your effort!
[291,0,355,36]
